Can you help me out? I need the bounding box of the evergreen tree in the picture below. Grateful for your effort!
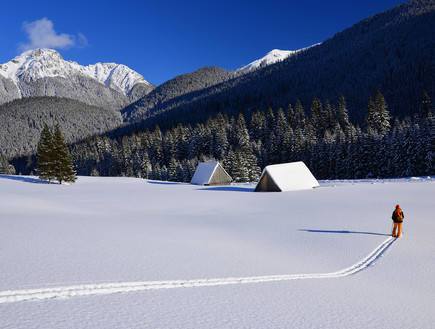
[323,99,334,132]
[310,96,323,138]
[421,114,434,175]
[294,100,306,128]
[211,113,228,160]
[265,130,278,164]
[266,106,275,133]
[224,146,236,178]
[140,151,152,179]
[151,125,163,164]
[0,156,15,175]
[366,90,391,138]
[175,123,189,160]
[250,109,266,142]
[37,124,55,183]
[338,92,352,135]
[233,148,249,182]
[374,89,391,137]
[365,95,377,137]
[167,156,178,181]
[52,125,77,184]
[287,103,296,128]
[121,135,133,176]
[235,112,251,151]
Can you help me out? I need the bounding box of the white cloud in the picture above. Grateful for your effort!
[77,32,89,48]
[19,18,86,51]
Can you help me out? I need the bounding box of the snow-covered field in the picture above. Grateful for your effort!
[0,175,434,328]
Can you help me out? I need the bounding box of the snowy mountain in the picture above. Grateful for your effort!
[0,49,155,109]
[240,49,296,71]
[240,45,320,71]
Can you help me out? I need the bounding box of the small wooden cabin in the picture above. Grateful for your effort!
[190,162,232,186]
[254,161,319,192]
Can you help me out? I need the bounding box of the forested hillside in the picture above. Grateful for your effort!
[0,97,122,157]
[11,91,433,181]
[120,0,434,133]
[122,66,238,122]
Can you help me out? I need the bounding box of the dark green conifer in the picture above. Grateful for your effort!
[37,124,55,183]
[52,125,77,184]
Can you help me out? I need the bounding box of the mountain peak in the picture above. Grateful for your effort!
[28,48,62,58]
[239,49,296,72]
[0,49,153,98]
[240,44,321,72]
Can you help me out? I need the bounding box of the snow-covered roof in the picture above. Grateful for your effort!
[190,162,231,185]
[255,162,319,192]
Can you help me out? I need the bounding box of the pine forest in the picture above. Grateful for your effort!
[12,91,433,182]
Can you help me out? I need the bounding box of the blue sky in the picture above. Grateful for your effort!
[1,0,407,86]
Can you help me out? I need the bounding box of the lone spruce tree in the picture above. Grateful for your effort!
[37,124,55,183]
[36,125,76,184]
[52,125,77,184]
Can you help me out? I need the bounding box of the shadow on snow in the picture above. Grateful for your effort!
[0,175,49,184]
[146,180,184,185]
[197,186,255,193]
[299,229,391,237]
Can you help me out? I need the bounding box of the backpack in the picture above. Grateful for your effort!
[394,209,403,221]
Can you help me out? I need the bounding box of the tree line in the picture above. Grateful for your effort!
[8,91,433,182]
[55,91,432,182]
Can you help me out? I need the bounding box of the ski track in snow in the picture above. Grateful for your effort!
[0,237,395,304]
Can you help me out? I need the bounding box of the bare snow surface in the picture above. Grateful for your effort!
[0,175,434,328]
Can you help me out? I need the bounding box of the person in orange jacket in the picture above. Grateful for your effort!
[392,205,404,237]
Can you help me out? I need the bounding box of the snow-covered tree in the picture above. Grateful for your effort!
[0,156,15,175]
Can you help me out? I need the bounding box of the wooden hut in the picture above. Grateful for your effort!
[190,162,232,186]
[254,161,319,192]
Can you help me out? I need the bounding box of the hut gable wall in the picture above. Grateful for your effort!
[254,171,281,192]
[208,165,232,186]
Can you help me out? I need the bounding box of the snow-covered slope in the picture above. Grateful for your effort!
[240,44,321,71]
[241,49,296,71]
[0,175,433,328]
[0,49,154,107]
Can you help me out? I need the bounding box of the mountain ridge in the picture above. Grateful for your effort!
[122,66,238,122]
[121,0,433,129]
[0,48,155,109]
[0,96,122,158]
